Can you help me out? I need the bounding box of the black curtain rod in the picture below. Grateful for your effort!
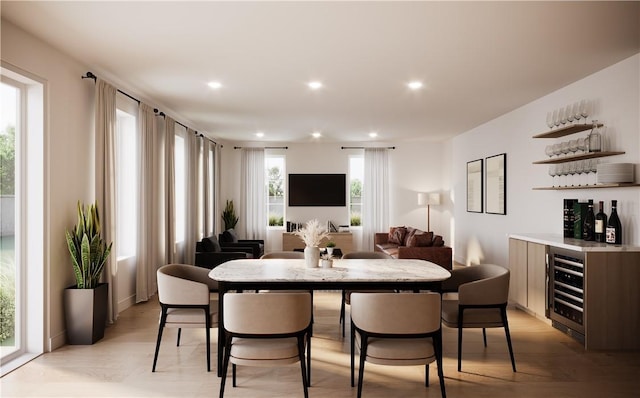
[82,71,140,104]
[234,146,288,150]
[82,71,219,145]
[341,146,396,149]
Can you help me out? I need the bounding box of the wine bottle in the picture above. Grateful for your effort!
[595,201,607,243]
[582,199,595,241]
[606,200,622,245]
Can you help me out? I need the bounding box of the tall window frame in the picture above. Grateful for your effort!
[0,66,45,375]
[349,154,364,227]
[265,154,285,228]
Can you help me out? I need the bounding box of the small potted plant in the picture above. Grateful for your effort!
[321,253,334,268]
[325,241,336,257]
[64,200,112,344]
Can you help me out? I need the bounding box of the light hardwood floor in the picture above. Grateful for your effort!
[2,292,639,397]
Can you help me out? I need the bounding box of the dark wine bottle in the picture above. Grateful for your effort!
[595,201,607,243]
[606,200,622,245]
[582,199,595,241]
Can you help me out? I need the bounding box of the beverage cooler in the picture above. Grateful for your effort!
[547,246,585,343]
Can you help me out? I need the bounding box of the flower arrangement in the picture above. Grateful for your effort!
[294,219,329,247]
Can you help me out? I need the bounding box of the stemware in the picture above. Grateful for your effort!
[572,102,581,124]
[566,107,575,124]
[545,145,554,158]
[588,159,599,185]
[574,160,585,186]
[546,112,555,129]
[561,141,570,156]
[579,100,590,124]
[569,139,579,155]
[577,137,587,154]
[567,162,577,186]
[560,106,568,126]
[548,164,558,187]
[552,143,562,157]
[553,109,561,128]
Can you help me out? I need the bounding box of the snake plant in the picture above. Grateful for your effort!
[65,201,112,289]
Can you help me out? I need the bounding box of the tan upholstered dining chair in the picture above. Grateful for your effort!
[440,263,516,372]
[219,292,312,398]
[153,264,218,372]
[260,251,305,259]
[350,292,446,398]
[339,251,393,337]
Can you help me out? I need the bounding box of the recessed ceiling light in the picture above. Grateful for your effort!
[369,132,378,138]
[207,81,222,89]
[407,81,423,90]
[256,131,264,138]
[312,131,322,138]
[308,81,323,90]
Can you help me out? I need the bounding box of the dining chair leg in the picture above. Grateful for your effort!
[204,307,211,372]
[357,337,368,398]
[340,290,346,337]
[425,363,430,387]
[435,333,447,398]
[219,336,232,398]
[457,308,464,372]
[297,336,309,398]
[501,306,517,372]
[152,309,167,372]
[176,328,181,346]
[482,328,487,347]
[350,323,356,387]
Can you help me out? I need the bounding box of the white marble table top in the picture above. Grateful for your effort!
[209,258,451,283]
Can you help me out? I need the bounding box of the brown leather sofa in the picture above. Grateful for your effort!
[374,227,452,270]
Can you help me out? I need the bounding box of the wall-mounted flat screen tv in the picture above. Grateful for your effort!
[288,174,346,207]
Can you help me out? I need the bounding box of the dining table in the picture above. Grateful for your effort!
[208,258,451,376]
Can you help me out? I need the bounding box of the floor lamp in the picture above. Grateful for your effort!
[417,192,441,232]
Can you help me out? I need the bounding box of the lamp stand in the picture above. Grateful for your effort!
[427,204,431,232]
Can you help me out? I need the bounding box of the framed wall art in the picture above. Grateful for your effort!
[485,153,506,215]
[467,159,483,213]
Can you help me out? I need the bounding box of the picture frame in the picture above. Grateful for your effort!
[467,159,483,213]
[485,153,507,215]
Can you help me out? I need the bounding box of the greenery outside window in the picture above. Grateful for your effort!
[266,155,285,227]
[349,155,363,226]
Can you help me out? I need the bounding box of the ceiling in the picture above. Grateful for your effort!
[2,1,639,144]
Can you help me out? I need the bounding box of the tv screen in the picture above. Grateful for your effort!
[288,174,347,207]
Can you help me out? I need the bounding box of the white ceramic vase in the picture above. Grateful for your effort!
[304,246,320,268]
[326,247,334,257]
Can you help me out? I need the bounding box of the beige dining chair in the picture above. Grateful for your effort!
[261,251,305,259]
[440,263,516,372]
[219,292,312,398]
[339,251,393,337]
[350,292,446,398]
[153,264,218,372]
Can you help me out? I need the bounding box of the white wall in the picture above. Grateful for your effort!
[448,53,640,269]
[2,20,94,350]
[219,141,450,252]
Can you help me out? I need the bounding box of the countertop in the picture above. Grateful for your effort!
[509,233,640,252]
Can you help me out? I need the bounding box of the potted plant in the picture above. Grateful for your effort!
[64,200,112,345]
[321,253,334,268]
[294,219,329,268]
[325,241,336,257]
[222,199,239,231]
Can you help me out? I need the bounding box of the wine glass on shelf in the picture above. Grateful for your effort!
[588,159,599,185]
[574,160,585,186]
[558,163,567,187]
[548,164,558,187]
[577,137,587,154]
[561,141,570,157]
[545,145,554,158]
[579,100,590,124]
[546,111,555,130]
[552,143,562,157]
[569,139,579,155]
[560,106,568,126]
[553,109,562,128]
[567,161,577,187]
[572,102,581,124]
[566,107,575,124]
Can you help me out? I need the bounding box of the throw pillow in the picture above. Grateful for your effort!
[433,235,445,247]
[221,228,239,243]
[403,227,417,246]
[407,232,433,247]
[202,237,221,252]
[388,226,407,245]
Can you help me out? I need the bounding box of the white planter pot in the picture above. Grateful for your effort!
[304,246,320,268]
[326,247,334,257]
[321,259,334,269]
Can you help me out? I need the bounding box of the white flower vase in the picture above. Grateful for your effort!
[304,246,320,268]
[326,247,334,257]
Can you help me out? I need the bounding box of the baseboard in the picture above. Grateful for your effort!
[118,294,137,313]
[49,329,66,351]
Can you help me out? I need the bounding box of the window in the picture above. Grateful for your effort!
[115,108,137,260]
[174,127,186,244]
[349,155,364,226]
[266,155,285,227]
[1,69,44,373]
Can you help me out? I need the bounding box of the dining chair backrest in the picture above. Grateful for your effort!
[157,263,217,305]
[350,292,441,334]
[260,251,305,259]
[448,264,510,305]
[224,292,312,334]
[342,251,392,259]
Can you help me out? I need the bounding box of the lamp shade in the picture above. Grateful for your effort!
[417,193,427,206]
[427,192,441,206]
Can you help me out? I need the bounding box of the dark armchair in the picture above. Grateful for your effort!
[219,228,264,259]
[195,235,253,269]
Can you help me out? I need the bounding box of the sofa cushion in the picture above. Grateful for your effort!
[403,227,418,246]
[221,228,239,243]
[383,247,399,258]
[201,236,221,252]
[432,235,445,247]
[407,231,434,247]
[388,226,407,245]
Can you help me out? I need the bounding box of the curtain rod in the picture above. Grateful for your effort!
[234,146,288,150]
[341,146,396,149]
[82,71,219,145]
